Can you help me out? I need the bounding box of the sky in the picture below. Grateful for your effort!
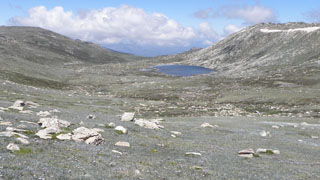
[1,0,320,56]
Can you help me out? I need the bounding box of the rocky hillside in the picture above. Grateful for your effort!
[0,26,141,89]
[181,23,320,78]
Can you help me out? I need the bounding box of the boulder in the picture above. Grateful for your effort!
[115,126,128,134]
[0,131,28,139]
[259,130,271,137]
[121,112,135,121]
[36,127,61,139]
[134,119,164,130]
[8,100,25,111]
[7,143,20,151]
[115,141,130,147]
[171,131,182,136]
[72,127,104,145]
[38,118,70,128]
[6,127,27,132]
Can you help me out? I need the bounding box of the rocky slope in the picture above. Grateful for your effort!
[181,22,320,78]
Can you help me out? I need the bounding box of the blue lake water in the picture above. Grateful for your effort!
[152,64,214,77]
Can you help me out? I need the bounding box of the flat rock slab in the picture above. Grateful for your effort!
[115,141,130,147]
[121,112,135,121]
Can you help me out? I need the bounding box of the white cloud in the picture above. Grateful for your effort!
[215,5,277,24]
[10,5,196,47]
[224,24,242,35]
[198,22,220,45]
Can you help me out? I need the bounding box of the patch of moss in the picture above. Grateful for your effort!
[265,150,274,154]
[22,130,35,136]
[15,148,32,156]
[150,149,158,153]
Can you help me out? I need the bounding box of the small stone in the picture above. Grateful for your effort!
[238,149,255,155]
[7,143,20,151]
[115,126,128,134]
[25,101,40,108]
[50,109,60,113]
[260,130,271,137]
[256,148,280,155]
[272,150,280,155]
[171,131,182,136]
[272,125,280,129]
[171,134,176,138]
[107,122,116,128]
[36,111,51,117]
[311,136,319,139]
[112,150,123,155]
[200,123,214,128]
[238,154,254,158]
[87,114,96,119]
[185,152,202,156]
[115,141,130,147]
[134,170,142,176]
[0,121,12,126]
[16,138,30,145]
[121,112,135,121]
[38,118,71,128]
[17,124,27,129]
[56,133,72,140]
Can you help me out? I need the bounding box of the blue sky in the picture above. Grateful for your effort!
[1,0,320,56]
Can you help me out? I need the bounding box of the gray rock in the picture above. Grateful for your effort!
[38,118,71,128]
[6,127,27,132]
[114,126,128,134]
[8,100,25,111]
[134,119,164,130]
[185,152,202,156]
[19,110,33,114]
[87,114,96,119]
[56,133,72,140]
[171,131,182,136]
[107,122,116,128]
[25,101,40,108]
[238,149,255,158]
[72,127,104,145]
[36,111,51,117]
[0,131,28,139]
[121,112,135,121]
[115,141,130,147]
[16,137,30,145]
[7,143,20,151]
[259,130,271,137]
[36,126,61,139]
[200,123,214,128]
[112,150,123,155]
[256,148,280,155]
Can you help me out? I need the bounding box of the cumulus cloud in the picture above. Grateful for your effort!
[223,24,242,35]
[198,22,220,45]
[194,8,212,19]
[10,5,196,47]
[215,5,277,24]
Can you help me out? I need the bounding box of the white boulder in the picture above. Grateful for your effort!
[121,112,135,121]
[115,126,128,134]
[7,143,20,151]
[115,141,130,147]
[8,100,25,111]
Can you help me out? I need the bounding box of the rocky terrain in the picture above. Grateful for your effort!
[0,23,320,179]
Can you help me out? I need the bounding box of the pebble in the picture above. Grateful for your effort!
[185,152,202,156]
[115,141,130,147]
[7,143,20,151]
[115,126,128,134]
[272,125,280,129]
[311,136,319,139]
[200,123,214,128]
[6,127,27,132]
[171,131,182,136]
[87,114,96,119]
[260,130,271,137]
[107,122,116,128]
[112,150,123,155]
[238,149,255,158]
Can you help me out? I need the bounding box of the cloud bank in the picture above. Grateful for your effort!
[10,5,221,55]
